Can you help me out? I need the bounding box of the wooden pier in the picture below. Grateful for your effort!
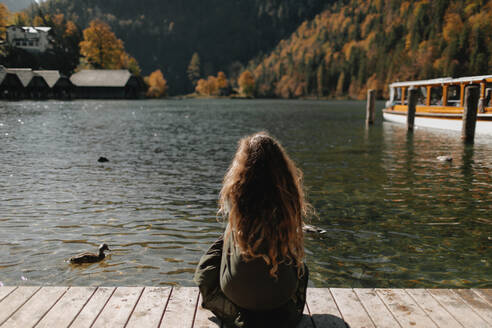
[0,287,491,327]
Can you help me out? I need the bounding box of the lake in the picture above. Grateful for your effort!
[0,99,490,288]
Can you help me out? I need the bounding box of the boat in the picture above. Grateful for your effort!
[383,75,492,135]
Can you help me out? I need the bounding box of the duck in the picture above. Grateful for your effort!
[437,155,452,162]
[302,224,327,234]
[69,243,110,264]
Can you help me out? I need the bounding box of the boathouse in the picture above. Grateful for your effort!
[0,68,23,100]
[5,68,52,99]
[70,70,142,99]
[34,70,74,99]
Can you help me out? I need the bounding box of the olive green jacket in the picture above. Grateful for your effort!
[193,233,308,328]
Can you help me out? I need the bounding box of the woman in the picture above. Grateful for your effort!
[194,132,311,328]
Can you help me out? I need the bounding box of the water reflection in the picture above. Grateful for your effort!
[0,100,490,288]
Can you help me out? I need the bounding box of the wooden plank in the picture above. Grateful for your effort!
[454,289,492,325]
[2,286,68,328]
[126,287,171,328]
[0,286,17,302]
[69,287,116,328]
[193,293,222,328]
[160,287,199,328]
[473,289,492,305]
[91,286,144,328]
[376,289,437,328]
[0,286,40,325]
[406,289,463,328]
[307,288,345,328]
[35,287,97,328]
[354,289,401,328]
[331,288,375,328]
[429,289,489,327]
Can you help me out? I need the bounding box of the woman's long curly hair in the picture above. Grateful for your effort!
[219,132,310,278]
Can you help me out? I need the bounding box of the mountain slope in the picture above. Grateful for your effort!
[32,0,333,94]
[251,0,492,99]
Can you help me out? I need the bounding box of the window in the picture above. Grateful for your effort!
[430,86,442,105]
[447,85,461,106]
[392,87,402,104]
[416,87,427,105]
[485,83,491,107]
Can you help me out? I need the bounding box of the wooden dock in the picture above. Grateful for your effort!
[0,287,491,327]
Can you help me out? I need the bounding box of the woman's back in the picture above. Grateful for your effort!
[220,228,298,310]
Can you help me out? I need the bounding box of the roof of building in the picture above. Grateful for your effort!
[34,70,61,88]
[6,68,34,87]
[7,26,52,33]
[390,75,492,88]
[0,66,23,87]
[70,70,134,87]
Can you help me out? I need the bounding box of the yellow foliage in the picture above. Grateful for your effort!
[194,72,227,96]
[53,14,64,27]
[65,21,78,37]
[217,71,228,89]
[145,70,168,98]
[0,4,9,38]
[79,19,140,73]
[238,71,255,97]
[399,1,411,18]
[33,16,44,27]
[443,13,463,42]
[80,20,124,69]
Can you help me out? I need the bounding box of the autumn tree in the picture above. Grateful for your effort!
[238,70,255,97]
[79,19,141,75]
[0,4,9,39]
[187,52,201,88]
[80,19,124,69]
[216,71,229,95]
[145,69,168,98]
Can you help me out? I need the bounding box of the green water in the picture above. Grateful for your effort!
[0,99,490,287]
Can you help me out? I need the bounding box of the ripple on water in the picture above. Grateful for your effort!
[0,100,491,287]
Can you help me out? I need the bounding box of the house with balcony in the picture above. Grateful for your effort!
[6,26,52,53]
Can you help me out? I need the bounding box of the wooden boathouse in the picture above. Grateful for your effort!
[70,70,143,99]
[0,67,142,100]
[0,70,23,100]
[0,286,491,327]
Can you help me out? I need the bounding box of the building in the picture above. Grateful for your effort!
[6,26,52,53]
[0,67,23,99]
[35,70,74,99]
[70,70,143,99]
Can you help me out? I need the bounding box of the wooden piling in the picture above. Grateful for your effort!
[366,89,375,125]
[407,88,418,132]
[462,86,480,143]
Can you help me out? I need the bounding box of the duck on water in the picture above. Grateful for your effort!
[69,243,110,264]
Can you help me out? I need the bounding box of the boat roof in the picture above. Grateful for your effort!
[390,75,492,88]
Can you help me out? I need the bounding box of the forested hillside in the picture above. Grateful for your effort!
[251,0,492,99]
[28,0,332,94]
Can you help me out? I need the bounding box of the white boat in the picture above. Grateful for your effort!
[383,75,492,135]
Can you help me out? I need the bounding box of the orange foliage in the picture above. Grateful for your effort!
[65,21,78,37]
[238,71,255,97]
[0,4,8,38]
[195,71,229,96]
[80,20,124,69]
[79,19,140,74]
[145,70,168,98]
